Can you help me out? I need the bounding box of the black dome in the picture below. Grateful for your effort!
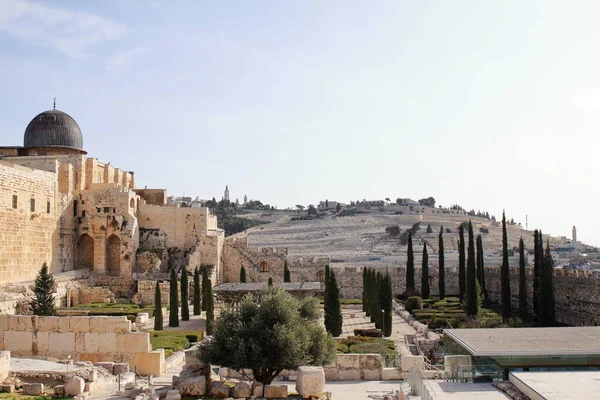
[24,109,83,150]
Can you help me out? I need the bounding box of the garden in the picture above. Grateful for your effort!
[335,336,398,367]
[58,302,157,323]
[147,330,204,358]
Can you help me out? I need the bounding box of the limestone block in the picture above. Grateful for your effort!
[65,376,85,396]
[79,353,113,364]
[89,317,107,333]
[0,332,5,351]
[338,369,361,380]
[87,369,98,382]
[22,383,43,395]
[179,376,206,397]
[359,354,383,371]
[1,384,15,393]
[233,381,251,398]
[113,363,129,375]
[135,351,164,376]
[264,384,288,399]
[48,332,75,353]
[296,366,325,398]
[362,369,381,380]
[75,332,85,352]
[70,316,90,332]
[401,355,424,372]
[120,352,135,366]
[105,317,131,333]
[135,313,149,324]
[94,362,114,374]
[324,366,339,380]
[381,368,402,380]
[54,385,65,395]
[98,333,117,353]
[84,381,97,393]
[336,354,360,369]
[12,315,32,331]
[0,315,7,331]
[84,333,99,352]
[58,317,71,333]
[209,381,231,397]
[36,331,50,352]
[4,330,33,351]
[116,332,151,353]
[165,389,181,400]
[252,381,263,397]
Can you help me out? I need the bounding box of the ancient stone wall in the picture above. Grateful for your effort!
[134,189,167,206]
[135,280,171,306]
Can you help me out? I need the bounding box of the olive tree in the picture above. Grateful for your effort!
[200,286,335,385]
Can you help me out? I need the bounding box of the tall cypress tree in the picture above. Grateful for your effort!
[458,224,466,302]
[501,211,511,321]
[283,261,291,283]
[518,237,528,320]
[381,273,393,337]
[476,234,486,301]
[366,269,373,318]
[30,263,56,316]
[533,230,541,316]
[181,268,190,321]
[201,267,208,312]
[268,277,273,286]
[538,240,556,327]
[169,268,179,327]
[406,232,415,295]
[421,243,430,299]
[370,269,378,323]
[465,221,478,316]
[324,271,343,337]
[438,226,445,300]
[205,279,214,335]
[362,267,368,313]
[240,265,247,283]
[374,271,383,329]
[154,281,163,330]
[193,267,201,316]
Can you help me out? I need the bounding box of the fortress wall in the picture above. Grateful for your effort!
[138,204,209,248]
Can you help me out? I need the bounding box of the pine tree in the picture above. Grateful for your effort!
[406,232,415,295]
[324,271,343,337]
[268,277,273,286]
[193,267,201,315]
[154,281,163,330]
[518,237,528,320]
[458,224,466,302]
[538,240,556,327]
[476,234,486,300]
[533,230,541,316]
[201,267,208,312]
[381,273,393,337]
[438,226,445,299]
[30,263,56,316]
[284,261,291,283]
[501,211,511,321]
[465,221,479,316]
[362,267,368,313]
[206,279,214,335]
[169,268,179,327]
[421,243,430,299]
[181,268,190,321]
[240,265,246,283]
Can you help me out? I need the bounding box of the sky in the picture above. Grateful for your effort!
[1,0,599,246]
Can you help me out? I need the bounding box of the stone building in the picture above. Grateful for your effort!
[0,106,224,285]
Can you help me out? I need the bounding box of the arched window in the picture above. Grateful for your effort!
[73,200,78,217]
[260,261,270,272]
[106,234,121,276]
[130,198,135,209]
[317,271,325,282]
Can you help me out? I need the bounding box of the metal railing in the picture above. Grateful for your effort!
[407,364,436,400]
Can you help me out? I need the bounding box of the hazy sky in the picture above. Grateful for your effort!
[1,0,599,245]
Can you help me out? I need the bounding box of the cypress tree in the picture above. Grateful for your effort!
[476,235,486,300]
[458,224,466,302]
[518,237,528,320]
[421,243,430,299]
[240,265,246,283]
[438,226,445,300]
[193,267,201,316]
[181,268,189,321]
[205,279,214,335]
[365,269,372,318]
[362,267,368,313]
[381,273,393,336]
[284,261,291,282]
[465,221,478,316]
[154,281,163,330]
[538,240,556,327]
[374,272,383,329]
[30,263,56,316]
[169,268,179,327]
[268,277,273,286]
[201,267,208,311]
[501,211,511,321]
[370,269,378,323]
[406,232,415,295]
[324,271,343,337]
[533,230,541,316]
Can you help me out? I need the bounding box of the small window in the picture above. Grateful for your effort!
[260,261,270,272]
[73,200,78,216]
[12,195,17,209]
[96,207,101,213]
[81,210,86,218]
[30,198,35,212]
[103,207,110,213]
[317,271,325,282]
[46,201,50,214]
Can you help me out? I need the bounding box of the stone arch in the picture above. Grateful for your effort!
[260,261,270,272]
[317,270,325,282]
[106,234,121,276]
[77,234,94,269]
[130,198,135,209]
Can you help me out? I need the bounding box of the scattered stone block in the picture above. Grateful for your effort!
[135,350,164,376]
[113,363,129,375]
[54,385,65,395]
[1,384,14,393]
[94,362,115,374]
[84,381,97,393]
[252,380,264,397]
[179,375,206,396]
[233,381,251,398]
[165,389,181,400]
[65,376,85,396]
[136,313,149,324]
[22,383,44,395]
[296,366,325,398]
[209,381,231,397]
[265,384,288,399]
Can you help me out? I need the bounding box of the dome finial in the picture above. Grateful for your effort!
[53,97,56,110]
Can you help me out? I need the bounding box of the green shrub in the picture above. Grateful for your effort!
[405,296,423,313]
[148,330,204,353]
[336,342,349,353]
[353,328,381,337]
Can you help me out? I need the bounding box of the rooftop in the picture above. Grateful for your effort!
[444,327,600,356]
[510,371,600,400]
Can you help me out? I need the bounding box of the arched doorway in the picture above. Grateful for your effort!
[317,271,325,282]
[106,234,121,276]
[77,234,94,269]
[260,261,270,272]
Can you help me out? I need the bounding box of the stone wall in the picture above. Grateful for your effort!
[0,315,162,373]
[0,351,9,381]
[135,280,171,306]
